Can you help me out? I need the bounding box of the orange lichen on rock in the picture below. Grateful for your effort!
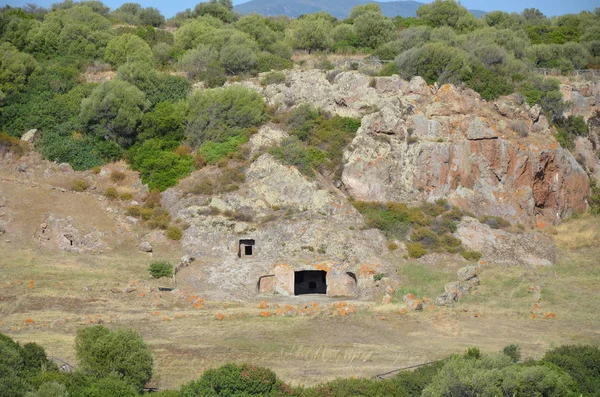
[163,317,171,321]
[24,318,35,324]
[216,313,224,321]
[358,264,377,277]
[259,311,271,317]
[258,300,269,309]
[544,312,556,319]
[530,314,537,319]
[28,280,35,289]
[151,311,160,316]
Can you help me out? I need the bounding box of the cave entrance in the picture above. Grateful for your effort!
[294,270,327,295]
[238,239,255,258]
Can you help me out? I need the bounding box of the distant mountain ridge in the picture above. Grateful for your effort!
[233,0,486,19]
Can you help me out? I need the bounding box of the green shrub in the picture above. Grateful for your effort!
[503,344,521,363]
[129,139,195,191]
[260,71,286,86]
[119,192,133,201]
[198,134,249,164]
[185,86,267,148]
[148,261,173,279]
[410,227,440,248]
[71,179,89,192]
[373,273,386,281]
[407,242,427,258]
[180,363,285,396]
[462,250,483,262]
[166,226,183,241]
[75,326,153,391]
[543,345,600,396]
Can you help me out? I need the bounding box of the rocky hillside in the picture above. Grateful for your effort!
[237,70,592,226]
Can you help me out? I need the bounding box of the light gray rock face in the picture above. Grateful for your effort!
[21,129,40,143]
[163,154,393,301]
[36,215,107,254]
[248,124,288,157]
[456,217,556,267]
[560,81,600,121]
[247,70,589,225]
[138,242,153,253]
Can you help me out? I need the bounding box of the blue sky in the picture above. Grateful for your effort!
[2,0,597,18]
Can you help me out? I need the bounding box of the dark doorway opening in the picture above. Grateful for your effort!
[295,270,327,295]
[238,239,255,258]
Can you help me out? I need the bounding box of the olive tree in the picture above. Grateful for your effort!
[417,0,480,32]
[288,14,334,53]
[104,33,153,67]
[79,80,149,146]
[185,85,267,147]
[75,326,153,391]
[353,10,395,49]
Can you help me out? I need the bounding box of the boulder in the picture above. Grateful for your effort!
[456,217,556,266]
[248,125,288,157]
[58,163,73,173]
[21,129,40,143]
[138,242,153,253]
[457,266,478,282]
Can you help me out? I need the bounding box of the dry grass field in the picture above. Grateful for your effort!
[1,171,599,389]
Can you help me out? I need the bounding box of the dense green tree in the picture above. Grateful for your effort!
[0,42,37,97]
[235,14,280,49]
[138,101,186,143]
[288,13,334,52]
[543,345,600,396]
[396,42,471,85]
[173,17,221,50]
[25,5,112,58]
[349,3,382,20]
[152,42,173,66]
[178,45,219,79]
[104,33,153,67]
[75,326,153,390]
[79,80,149,146]
[219,43,258,74]
[138,7,164,27]
[193,0,234,23]
[416,0,480,32]
[185,85,267,147]
[353,10,395,49]
[116,62,190,107]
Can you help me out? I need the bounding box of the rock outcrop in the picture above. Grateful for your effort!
[456,217,556,267]
[163,154,393,301]
[248,70,590,225]
[36,214,107,254]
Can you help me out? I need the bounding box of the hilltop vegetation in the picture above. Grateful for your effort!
[0,0,599,191]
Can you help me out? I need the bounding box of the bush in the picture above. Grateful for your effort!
[104,187,118,199]
[180,363,285,396]
[75,326,153,391]
[0,133,30,158]
[198,134,249,164]
[71,179,89,192]
[185,86,267,148]
[260,71,286,86]
[407,242,427,258]
[543,345,600,396]
[462,250,483,261]
[148,261,173,279]
[110,170,126,183]
[503,344,521,363]
[478,215,511,229]
[166,226,183,241]
[129,139,195,191]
